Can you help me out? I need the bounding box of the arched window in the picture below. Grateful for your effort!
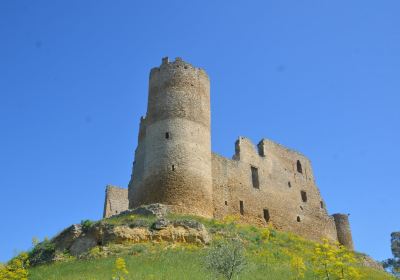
[296,160,303,174]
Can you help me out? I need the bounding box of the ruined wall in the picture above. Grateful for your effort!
[212,137,338,243]
[124,57,354,248]
[103,185,129,218]
[333,214,354,250]
[129,57,213,217]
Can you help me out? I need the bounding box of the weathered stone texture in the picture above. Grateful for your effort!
[103,185,129,218]
[128,57,213,218]
[51,215,210,257]
[212,137,338,243]
[106,57,354,249]
[333,213,354,250]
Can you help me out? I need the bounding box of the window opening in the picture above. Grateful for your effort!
[263,209,270,222]
[239,201,244,215]
[301,191,307,202]
[251,166,260,189]
[297,160,303,174]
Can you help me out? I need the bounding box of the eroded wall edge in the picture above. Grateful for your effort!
[103,185,129,218]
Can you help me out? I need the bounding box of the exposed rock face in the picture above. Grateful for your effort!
[49,207,210,258]
[51,224,82,252]
[151,218,170,230]
[116,203,170,218]
[69,235,98,256]
[130,203,170,217]
[104,222,210,245]
[359,254,384,271]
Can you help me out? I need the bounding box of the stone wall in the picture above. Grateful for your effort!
[103,185,129,218]
[122,57,354,248]
[333,214,354,249]
[128,57,213,218]
[212,137,339,243]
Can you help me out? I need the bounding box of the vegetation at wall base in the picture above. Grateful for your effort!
[2,213,395,280]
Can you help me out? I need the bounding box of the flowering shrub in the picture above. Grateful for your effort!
[0,252,29,280]
[312,238,361,280]
[112,257,129,280]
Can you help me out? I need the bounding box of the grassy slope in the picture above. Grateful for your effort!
[29,214,393,280]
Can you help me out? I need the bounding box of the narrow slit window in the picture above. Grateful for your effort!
[165,132,170,139]
[301,191,307,203]
[320,201,324,209]
[297,160,303,174]
[288,181,292,188]
[263,209,270,222]
[171,165,175,171]
[297,216,301,222]
[239,201,244,215]
[225,201,228,206]
[251,166,260,189]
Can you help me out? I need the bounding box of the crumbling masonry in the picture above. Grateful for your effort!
[103,57,354,249]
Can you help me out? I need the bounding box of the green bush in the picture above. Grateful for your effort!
[204,238,247,280]
[29,238,56,266]
[80,219,94,232]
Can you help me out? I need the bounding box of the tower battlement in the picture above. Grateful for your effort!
[150,57,208,81]
[104,57,354,249]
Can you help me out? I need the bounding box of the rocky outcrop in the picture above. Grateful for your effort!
[51,224,82,252]
[359,254,384,271]
[116,203,170,218]
[46,206,210,259]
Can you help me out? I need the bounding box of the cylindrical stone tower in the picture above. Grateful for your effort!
[130,57,213,217]
[333,213,354,250]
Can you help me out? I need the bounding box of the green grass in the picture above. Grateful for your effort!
[28,214,395,280]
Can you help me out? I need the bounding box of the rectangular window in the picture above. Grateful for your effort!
[301,191,307,202]
[239,201,244,215]
[165,132,170,139]
[251,166,259,189]
[263,209,270,222]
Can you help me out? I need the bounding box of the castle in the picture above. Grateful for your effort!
[103,57,354,249]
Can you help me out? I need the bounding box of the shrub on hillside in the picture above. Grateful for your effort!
[80,219,95,232]
[0,252,29,280]
[312,238,361,280]
[204,238,246,280]
[29,238,56,266]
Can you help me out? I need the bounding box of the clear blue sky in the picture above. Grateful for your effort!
[0,0,399,263]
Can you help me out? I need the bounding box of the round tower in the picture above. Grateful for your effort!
[130,57,213,217]
[333,213,354,250]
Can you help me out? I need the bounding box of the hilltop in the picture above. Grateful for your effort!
[3,205,391,279]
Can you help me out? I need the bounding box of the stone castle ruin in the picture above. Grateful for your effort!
[103,57,354,249]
